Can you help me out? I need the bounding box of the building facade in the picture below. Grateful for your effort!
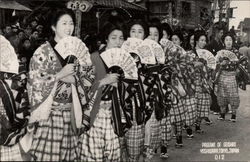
[129,0,213,29]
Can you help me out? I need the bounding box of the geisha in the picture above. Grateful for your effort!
[27,8,95,161]
[0,35,30,161]
[216,33,247,122]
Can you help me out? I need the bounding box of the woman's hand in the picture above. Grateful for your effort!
[99,73,119,87]
[56,64,76,81]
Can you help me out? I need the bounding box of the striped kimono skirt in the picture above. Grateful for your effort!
[161,115,172,146]
[0,101,23,161]
[195,81,211,124]
[144,110,161,151]
[0,144,24,161]
[170,97,186,136]
[79,101,121,161]
[184,95,197,127]
[217,71,240,114]
[124,101,145,162]
[29,103,79,161]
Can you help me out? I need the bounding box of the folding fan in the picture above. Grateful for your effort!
[137,39,160,64]
[160,38,177,52]
[160,38,186,56]
[196,49,216,69]
[216,49,239,62]
[150,39,165,64]
[0,35,19,74]
[54,36,92,66]
[121,37,143,55]
[100,48,138,80]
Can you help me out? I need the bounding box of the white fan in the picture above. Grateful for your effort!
[160,38,175,50]
[137,39,159,64]
[196,49,216,69]
[100,48,138,80]
[121,37,143,55]
[55,36,92,66]
[160,38,185,55]
[216,49,238,62]
[149,39,165,64]
[0,35,19,74]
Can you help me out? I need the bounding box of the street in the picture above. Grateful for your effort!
[153,85,250,162]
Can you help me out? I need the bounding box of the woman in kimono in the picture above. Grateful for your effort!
[144,19,166,159]
[122,19,148,162]
[79,21,128,161]
[0,38,30,161]
[192,31,213,133]
[168,31,189,147]
[216,33,245,122]
[27,8,95,161]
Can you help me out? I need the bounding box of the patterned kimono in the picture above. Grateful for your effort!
[159,66,173,146]
[27,40,95,161]
[79,50,128,161]
[143,64,165,152]
[216,48,241,114]
[123,62,147,162]
[0,68,30,161]
[193,53,212,125]
[234,48,250,90]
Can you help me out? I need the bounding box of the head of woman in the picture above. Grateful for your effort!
[161,23,172,39]
[101,21,126,49]
[171,31,184,47]
[128,20,148,40]
[194,31,207,49]
[50,8,75,42]
[147,18,162,43]
[222,33,235,50]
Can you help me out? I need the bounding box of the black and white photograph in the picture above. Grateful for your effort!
[0,0,250,161]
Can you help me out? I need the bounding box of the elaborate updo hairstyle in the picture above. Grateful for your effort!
[127,19,149,39]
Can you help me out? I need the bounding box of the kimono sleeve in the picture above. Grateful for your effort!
[27,43,60,112]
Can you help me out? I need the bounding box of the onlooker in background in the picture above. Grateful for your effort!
[30,19,38,30]
[239,42,250,74]
[24,25,32,38]
[3,25,13,39]
[29,29,40,50]
[229,26,236,38]
[18,38,33,69]
[206,26,224,54]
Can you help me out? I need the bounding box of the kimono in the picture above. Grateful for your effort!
[79,48,130,161]
[216,48,242,114]
[123,62,147,162]
[27,40,95,161]
[234,48,250,90]
[0,66,30,161]
[143,64,165,152]
[193,50,212,125]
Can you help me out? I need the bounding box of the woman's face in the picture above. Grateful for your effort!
[196,35,206,49]
[171,35,181,46]
[224,36,233,49]
[148,27,159,42]
[52,14,74,41]
[130,24,145,40]
[106,29,124,49]
[163,30,169,39]
[190,35,194,48]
